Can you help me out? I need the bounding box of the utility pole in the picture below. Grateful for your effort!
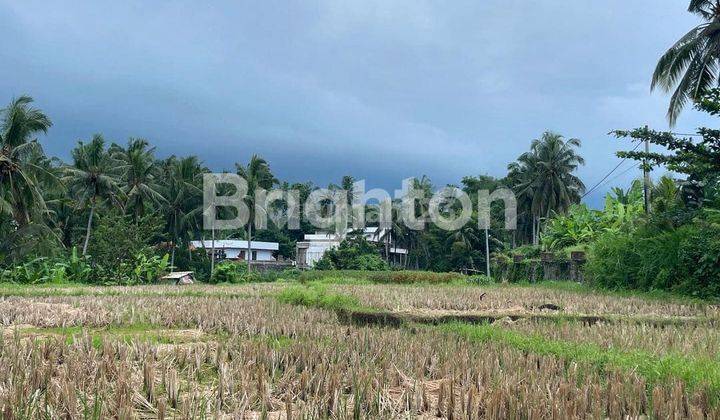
[642,125,651,215]
[484,228,491,278]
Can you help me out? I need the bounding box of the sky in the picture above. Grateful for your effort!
[0,1,714,207]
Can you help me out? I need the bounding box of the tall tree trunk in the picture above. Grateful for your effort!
[171,245,176,270]
[210,222,216,277]
[82,202,95,256]
[247,222,253,272]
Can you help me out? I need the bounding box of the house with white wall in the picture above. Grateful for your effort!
[295,227,407,268]
[190,240,279,262]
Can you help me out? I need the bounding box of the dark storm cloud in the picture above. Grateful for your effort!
[0,0,713,206]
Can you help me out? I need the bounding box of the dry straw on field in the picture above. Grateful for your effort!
[0,284,716,418]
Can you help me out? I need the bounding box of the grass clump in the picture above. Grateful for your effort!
[276,283,363,312]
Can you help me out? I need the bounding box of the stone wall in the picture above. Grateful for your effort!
[493,251,586,283]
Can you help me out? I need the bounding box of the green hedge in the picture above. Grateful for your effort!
[298,270,465,284]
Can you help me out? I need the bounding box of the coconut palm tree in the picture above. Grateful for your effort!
[653,0,720,125]
[447,222,481,270]
[0,96,53,227]
[114,138,166,220]
[161,155,204,267]
[407,176,433,268]
[235,155,277,270]
[64,135,122,255]
[508,132,585,245]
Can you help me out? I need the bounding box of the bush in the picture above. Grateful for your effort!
[313,255,336,270]
[0,247,172,285]
[209,261,248,284]
[511,245,542,259]
[0,248,92,284]
[314,235,388,271]
[586,223,720,298]
[173,248,211,281]
[87,213,162,277]
[348,254,387,271]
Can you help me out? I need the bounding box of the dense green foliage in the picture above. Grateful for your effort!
[3,96,585,281]
[209,261,248,284]
[542,181,645,250]
[314,235,389,271]
[573,83,719,296]
[586,221,720,298]
[508,132,586,245]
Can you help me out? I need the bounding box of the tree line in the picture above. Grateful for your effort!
[0,95,588,278]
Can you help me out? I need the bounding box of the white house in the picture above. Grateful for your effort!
[296,227,407,268]
[190,240,279,262]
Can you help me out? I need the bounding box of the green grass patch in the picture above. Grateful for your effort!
[0,284,253,299]
[18,323,214,348]
[441,322,720,394]
[275,283,366,312]
[507,281,714,305]
[298,270,466,285]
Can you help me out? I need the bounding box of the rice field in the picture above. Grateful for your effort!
[0,281,718,418]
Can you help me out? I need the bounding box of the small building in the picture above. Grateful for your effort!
[190,240,279,262]
[296,227,408,268]
[160,271,195,285]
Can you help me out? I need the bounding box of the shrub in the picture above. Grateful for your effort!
[586,223,720,298]
[131,253,170,284]
[348,254,388,271]
[313,255,336,270]
[173,248,211,281]
[210,263,300,284]
[87,213,162,278]
[0,248,92,284]
[209,261,248,284]
[512,245,542,259]
[542,194,644,251]
[315,235,388,271]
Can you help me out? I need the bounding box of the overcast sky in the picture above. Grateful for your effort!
[0,1,713,207]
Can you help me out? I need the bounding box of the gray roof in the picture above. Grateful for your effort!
[190,240,279,251]
[161,271,194,279]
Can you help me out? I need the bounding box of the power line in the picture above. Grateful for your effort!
[605,162,638,185]
[581,140,642,199]
[670,132,703,137]
[580,130,700,200]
